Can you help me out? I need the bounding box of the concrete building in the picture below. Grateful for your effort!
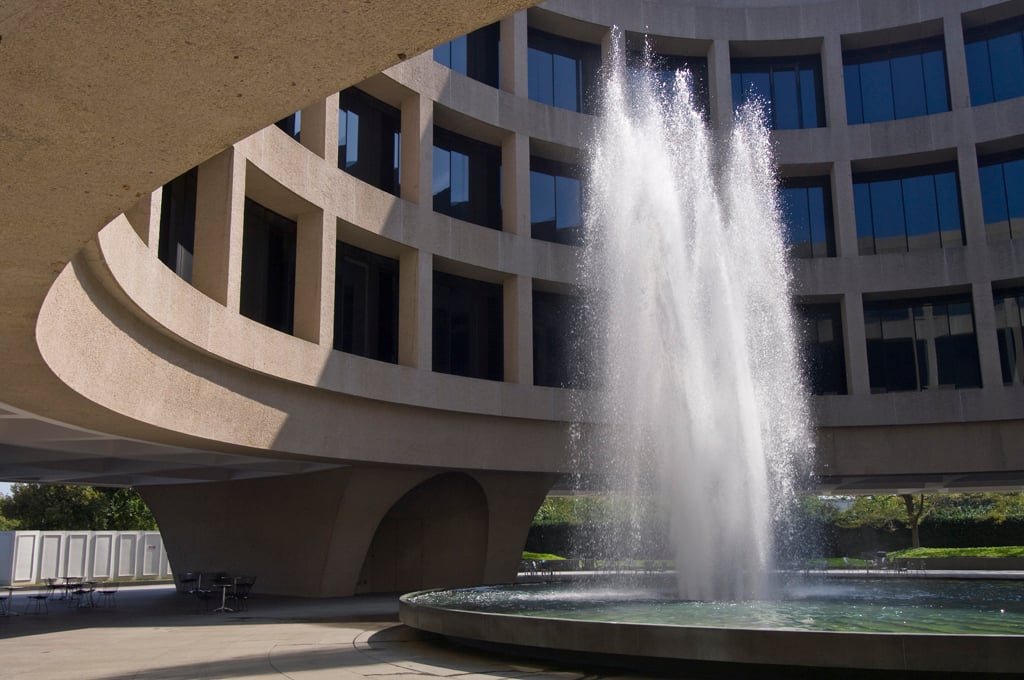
[1,0,1022,596]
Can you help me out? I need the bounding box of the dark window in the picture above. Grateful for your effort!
[240,199,296,334]
[796,303,847,395]
[627,51,709,116]
[334,243,399,363]
[533,291,587,388]
[780,177,835,257]
[434,23,500,88]
[338,88,401,196]
[433,271,503,381]
[853,164,963,254]
[731,56,825,129]
[978,150,1024,242]
[864,297,981,392]
[530,157,582,245]
[433,127,502,230]
[528,29,601,114]
[844,39,949,124]
[158,167,197,281]
[994,287,1024,385]
[275,111,301,141]
[965,18,1024,106]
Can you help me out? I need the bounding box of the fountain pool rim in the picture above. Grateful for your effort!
[399,581,1023,675]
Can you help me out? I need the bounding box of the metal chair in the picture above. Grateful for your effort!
[229,577,255,612]
[96,581,119,607]
[24,582,57,614]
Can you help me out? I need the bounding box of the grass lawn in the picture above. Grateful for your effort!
[888,546,1024,559]
[522,551,565,561]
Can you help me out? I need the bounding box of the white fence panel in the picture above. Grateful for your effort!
[0,531,169,585]
[91,533,114,578]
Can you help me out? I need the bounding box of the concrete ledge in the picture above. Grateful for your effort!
[400,589,1024,674]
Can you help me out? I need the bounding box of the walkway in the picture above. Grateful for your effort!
[0,584,624,680]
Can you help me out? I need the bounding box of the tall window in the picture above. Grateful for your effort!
[730,56,824,129]
[780,177,835,258]
[433,127,501,230]
[796,303,847,395]
[994,287,1024,385]
[530,157,582,245]
[240,199,296,334]
[338,88,400,196]
[433,271,503,381]
[528,29,600,114]
[334,243,399,363]
[965,18,1024,106]
[158,167,197,281]
[844,39,949,124]
[434,23,500,88]
[864,297,981,393]
[627,51,709,116]
[978,150,1024,242]
[533,291,586,388]
[275,111,301,141]
[853,164,963,254]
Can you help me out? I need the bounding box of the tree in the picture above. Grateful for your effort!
[900,493,929,549]
[0,483,157,531]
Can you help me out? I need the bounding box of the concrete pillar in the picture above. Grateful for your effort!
[972,281,1004,389]
[708,39,733,131]
[820,32,847,128]
[943,13,972,111]
[841,291,871,396]
[192,147,245,310]
[832,159,859,258]
[473,471,555,584]
[400,92,433,206]
[124,188,163,249]
[503,274,533,385]
[500,12,528,96]
[300,92,340,167]
[293,210,337,345]
[957,143,986,247]
[502,132,531,237]
[399,249,432,369]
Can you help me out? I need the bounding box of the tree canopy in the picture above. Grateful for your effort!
[0,483,157,531]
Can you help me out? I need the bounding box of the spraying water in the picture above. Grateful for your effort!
[581,41,812,601]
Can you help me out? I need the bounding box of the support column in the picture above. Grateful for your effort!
[820,32,847,128]
[399,249,432,369]
[943,13,972,111]
[972,281,1004,389]
[124,187,163,249]
[708,39,733,131]
[293,210,337,345]
[957,143,986,247]
[841,292,871,396]
[300,93,339,167]
[502,132,531,237]
[503,274,533,385]
[400,92,433,206]
[500,12,528,96]
[192,147,245,310]
[832,159,859,258]
[473,471,555,584]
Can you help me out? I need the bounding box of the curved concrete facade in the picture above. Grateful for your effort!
[3,0,1024,594]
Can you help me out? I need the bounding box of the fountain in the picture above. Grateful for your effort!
[400,41,1023,675]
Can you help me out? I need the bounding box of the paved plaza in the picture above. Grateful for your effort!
[0,584,622,680]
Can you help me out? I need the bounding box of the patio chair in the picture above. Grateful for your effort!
[69,581,96,608]
[229,577,256,612]
[96,581,119,607]
[24,582,57,614]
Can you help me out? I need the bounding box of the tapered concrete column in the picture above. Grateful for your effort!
[957,143,986,246]
[474,471,554,584]
[400,92,433,206]
[841,292,871,396]
[399,249,432,368]
[832,160,859,258]
[294,210,337,345]
[708,39,733,131]
[192,147,245,310]
[500,12,528,96]
[503,274,532,385]
[502,132,531,237]
[300,92,340,167]
[972,281,1004,389]
[821,33,847,128]
[125,188,163,249]
[943,13,972,111]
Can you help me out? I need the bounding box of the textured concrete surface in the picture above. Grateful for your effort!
[0,584,620,680]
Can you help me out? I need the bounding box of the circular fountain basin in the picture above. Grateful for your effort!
[400,577,1024,675]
